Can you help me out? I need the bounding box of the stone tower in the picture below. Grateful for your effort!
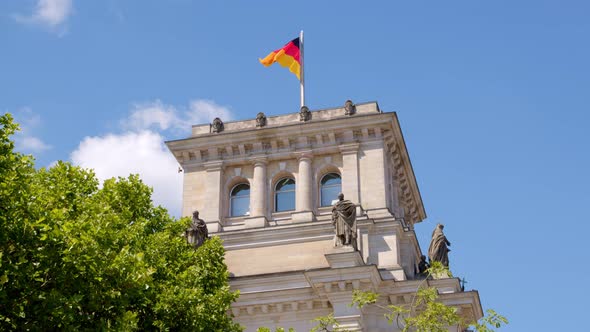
[166,101,482,331]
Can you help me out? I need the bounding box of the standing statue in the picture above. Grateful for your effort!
[186,210,209,248]
[428,223,451,267]
[331,193,357,249]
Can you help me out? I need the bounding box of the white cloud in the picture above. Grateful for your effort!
[14,0,73,32]
[124,100,179,132]
[70,98,234,216]
[71,131,183,216]
[18,136,52,152]
[13,107,52,153]
[187,99,234,126]
[121,99,234,134]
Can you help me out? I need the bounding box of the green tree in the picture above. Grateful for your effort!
[351,262,508,332]
[0,113,242,331]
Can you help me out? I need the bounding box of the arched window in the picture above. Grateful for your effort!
[275,178,295,212]
[320,173,341,207]
[230,183,250,217]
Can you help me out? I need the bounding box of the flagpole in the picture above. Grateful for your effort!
[299,30,305,108]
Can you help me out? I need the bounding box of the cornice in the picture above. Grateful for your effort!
[228,266,481,323]
[389,112,427,223]
[166,112,393,152]
[217,215,404,250]
[190,101,381,136]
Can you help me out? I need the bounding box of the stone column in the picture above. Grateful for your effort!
[246,158,268,228]
[296,153,313,211]
[202,161,223,232]
[293,153,315,222]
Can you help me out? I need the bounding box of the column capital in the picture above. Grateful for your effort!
[203,160,224,172]
[297,150,313,161]
[339,143,360,155]
[252,157,268,167]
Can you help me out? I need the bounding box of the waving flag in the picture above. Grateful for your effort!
[259,37,301,80]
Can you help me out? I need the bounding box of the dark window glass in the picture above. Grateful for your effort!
[230,183,250,216]
[275,178,295,212]
[320,173,341,207]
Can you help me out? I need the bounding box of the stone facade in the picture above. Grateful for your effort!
[166,102,482,331]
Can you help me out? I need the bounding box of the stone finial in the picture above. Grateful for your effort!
[256,112,267,127]
[344,99,356,116]
[299,106,311,122]
[211,117,224,133]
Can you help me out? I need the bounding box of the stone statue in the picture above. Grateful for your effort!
[211,117,224,133]
[417,254,430,276]
[331,193,357,249]
[256,112,267,127]
[186,210,209,248]
[344,99,356,116]
[428,223,451,267]
[299,105,311,122]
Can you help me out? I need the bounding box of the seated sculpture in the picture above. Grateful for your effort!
[331,193,357,249]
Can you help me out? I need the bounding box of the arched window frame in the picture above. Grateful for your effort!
[320,172,342,207]
[229,182,250,217]
[274,177,296,212]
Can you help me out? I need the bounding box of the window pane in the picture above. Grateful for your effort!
[275,178,295,191]
[321,173,341,186]
[321,173,341,207]
[321,185,341,207]
[276,191,295,212]
[232,183,250,197]
[231,196,249,216]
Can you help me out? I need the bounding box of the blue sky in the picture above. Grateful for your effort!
[2,1,589,330]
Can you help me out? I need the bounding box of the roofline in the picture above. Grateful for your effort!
[165,111,384,145]
[188,101,381,129]
[391,112,427,221]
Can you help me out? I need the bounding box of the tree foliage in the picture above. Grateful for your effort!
[0,113,242,331]
[309,313,346,332]
[257,327,295,332]
[351,262,508,332]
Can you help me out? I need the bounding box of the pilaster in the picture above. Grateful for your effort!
[305,264,382,332]
[358,140,388,209]
[340,143,361,207]
[328,293,363,332]
[202,161,223,232]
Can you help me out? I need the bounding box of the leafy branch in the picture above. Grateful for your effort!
[351,262,508,332]
[310,313,350,332]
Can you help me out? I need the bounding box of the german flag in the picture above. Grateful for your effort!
[259,37,301,80]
